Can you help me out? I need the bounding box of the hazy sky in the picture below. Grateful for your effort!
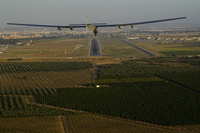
[0,0,199,27]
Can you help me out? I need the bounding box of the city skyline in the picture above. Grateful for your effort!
[0,0,200,27]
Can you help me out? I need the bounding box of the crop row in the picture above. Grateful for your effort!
[0,69,92,91]
[179,58,200,66]
[98,62,199,79]
[0,116,64,133]
[0,61,93,74]
[66,114,177,133]
[0,88,56,96]
[0,95,71,118]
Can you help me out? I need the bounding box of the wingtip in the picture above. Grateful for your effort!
[181,17,187,19]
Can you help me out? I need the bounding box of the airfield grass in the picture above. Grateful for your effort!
[2,37,200,58]
[98,37,146,57]
[0,116,64,133]
[131,41,200,56]
[128,40,163,56]
[4,38,90,57]
[160,51,200,56]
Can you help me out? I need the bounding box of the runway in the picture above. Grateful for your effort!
[90,38,101,56]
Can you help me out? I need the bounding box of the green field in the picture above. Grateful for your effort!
[36,57,200,126]
[36,81,200,126]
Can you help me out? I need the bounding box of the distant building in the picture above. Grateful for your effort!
[16,42,23,45]
[147,37,152,40]
[96,85,100,88]
[127,37,139,40]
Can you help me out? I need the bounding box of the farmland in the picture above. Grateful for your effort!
[0,62,93,93]
[0,116,65,133]
[0,62,92,118]
[36,57,200,126]
[0,35,199,132]
[65,113,179,133]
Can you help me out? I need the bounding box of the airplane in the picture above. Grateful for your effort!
[7,17,186,36]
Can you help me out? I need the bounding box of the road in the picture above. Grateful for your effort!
[118,38,157,56]
[90,38,101,56]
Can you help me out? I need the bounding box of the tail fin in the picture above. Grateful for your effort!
[86,16,88,32]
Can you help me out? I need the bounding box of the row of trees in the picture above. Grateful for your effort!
[0,62,93,74]
[0,39,21,45]
[0,95,71,118]
[0,88,56,96]
[98,58,200,79]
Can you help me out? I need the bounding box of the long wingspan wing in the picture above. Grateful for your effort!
[7,17,186,36]
[94,17,187,27]
[7,23,86,30]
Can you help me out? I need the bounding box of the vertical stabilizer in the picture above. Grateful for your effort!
[86,16,88,32]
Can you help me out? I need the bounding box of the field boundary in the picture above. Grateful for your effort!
[154,74,200,94]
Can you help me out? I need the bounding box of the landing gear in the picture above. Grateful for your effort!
[93,28,98,36]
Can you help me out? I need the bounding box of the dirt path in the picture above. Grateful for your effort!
[92,63,98,84]
[61,116,71,133]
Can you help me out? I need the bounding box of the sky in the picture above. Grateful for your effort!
[0,0,200,27]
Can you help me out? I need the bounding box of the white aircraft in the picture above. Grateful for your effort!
[7,17,186,36]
